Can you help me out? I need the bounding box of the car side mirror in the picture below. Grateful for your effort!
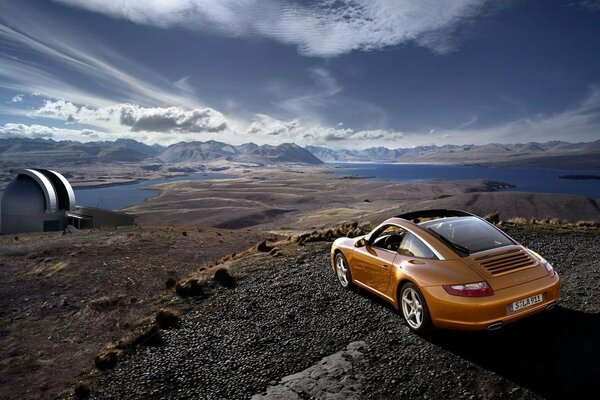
[355,238,367,247]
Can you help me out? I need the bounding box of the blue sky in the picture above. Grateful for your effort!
[0,0,599,148]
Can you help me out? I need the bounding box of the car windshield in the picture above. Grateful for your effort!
[421,217,514,255]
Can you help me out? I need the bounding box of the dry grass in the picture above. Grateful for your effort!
[502,217,600,232]
[574,220,600,228]
[291,221,372,245]
[94,320,163,370]
[482,212,500,224]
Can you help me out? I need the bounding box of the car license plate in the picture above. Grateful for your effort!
[509,293,543,312]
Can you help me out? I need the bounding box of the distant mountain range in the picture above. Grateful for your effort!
[157,141,323,164]
[0,137,153,163]
[0,138,323,165]
[0,137,598,169]
[306,140,600,169]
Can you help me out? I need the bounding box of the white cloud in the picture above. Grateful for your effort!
[56,0,498,56]
[8,94,24,103]
[31,100,229,134]
[243,113,403,146]
[0,123,104,140]
[246,114,299,136]
[119,104,228,133]
[17,86,600,148]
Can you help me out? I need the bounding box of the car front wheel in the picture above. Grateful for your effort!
[400,283,433,334]
[334,252,353,289]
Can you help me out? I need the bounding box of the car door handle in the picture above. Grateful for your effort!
[382,264,390,269]
[408,260,425,265]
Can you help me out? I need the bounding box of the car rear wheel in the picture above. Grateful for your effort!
[400,283,433,334]
[334,252,353,289]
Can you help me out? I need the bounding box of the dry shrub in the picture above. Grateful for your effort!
[94,348,123,370]
[256,240,273,252]
[506,217,528,225]
[575,220,600,228]
[95,322,163,370]
[293,222,372,245]
[74,382,91,399]
[129,324,163,347]
[483,212,500,224]
[155,309,181,329]
[165,277,177,289]
[213,267,236,288]
[87,296,127,312]
[175,278,205,298]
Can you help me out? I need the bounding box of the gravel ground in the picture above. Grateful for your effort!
[88,227,600,400]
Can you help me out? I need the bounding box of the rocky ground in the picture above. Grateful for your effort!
[0,226,275,400]
[82,225,600,400]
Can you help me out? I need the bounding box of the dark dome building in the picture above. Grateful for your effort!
[1,169,134,234]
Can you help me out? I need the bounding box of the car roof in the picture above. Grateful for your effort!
[374,216,466,260]
[394,209,475,222]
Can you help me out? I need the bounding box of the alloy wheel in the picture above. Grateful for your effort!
[335,255,349,287]
[401,287,423,329]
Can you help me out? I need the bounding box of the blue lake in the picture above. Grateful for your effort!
[74,172,237,210]
[332,163,600,199]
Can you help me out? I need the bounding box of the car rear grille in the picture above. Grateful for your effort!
[474,248,537,276]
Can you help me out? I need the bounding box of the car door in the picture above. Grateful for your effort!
[352,225,404,296]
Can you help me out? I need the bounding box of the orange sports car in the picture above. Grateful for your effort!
[330,210,560,333]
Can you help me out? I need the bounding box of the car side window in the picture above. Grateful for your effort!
[370,225,407,252]
[398,232,438,259]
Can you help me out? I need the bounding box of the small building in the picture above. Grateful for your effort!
[1,169,134,234]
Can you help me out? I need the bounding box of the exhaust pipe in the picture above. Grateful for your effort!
[546,302,556,311]
[487,322,503,331]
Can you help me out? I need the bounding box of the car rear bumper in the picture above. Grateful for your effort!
[422,273,560,331]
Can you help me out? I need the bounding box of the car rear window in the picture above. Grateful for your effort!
[421,217,514,254]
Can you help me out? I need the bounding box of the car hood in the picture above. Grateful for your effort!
[462,245,548,290]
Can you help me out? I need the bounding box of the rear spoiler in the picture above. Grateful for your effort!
[395,209,475,222]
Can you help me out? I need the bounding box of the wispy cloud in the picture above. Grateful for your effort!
[581,0,600,11]
[0,3,203,108]
[417,86,600,145]
[56,0,499,57]
[7,94,24,103]
[277,67,342,120]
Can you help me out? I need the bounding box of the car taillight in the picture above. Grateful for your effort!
[542,260,555,277]
[527,248,555,277]
[443,281,494,297]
